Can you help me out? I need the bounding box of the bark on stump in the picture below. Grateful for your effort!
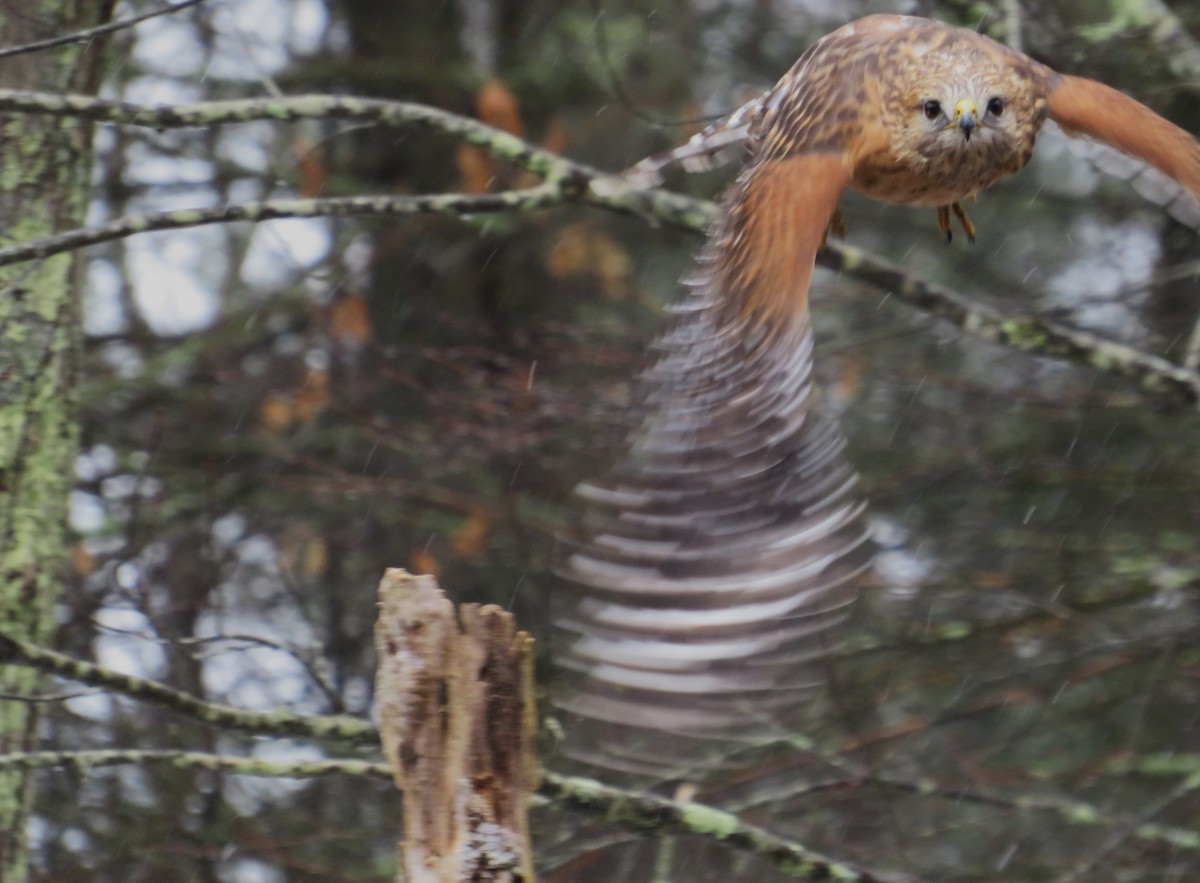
[374,569,537,882]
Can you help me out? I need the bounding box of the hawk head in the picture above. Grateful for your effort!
[878,47,1050,199]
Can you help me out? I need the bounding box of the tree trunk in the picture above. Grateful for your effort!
[374,569,537,882]
[0,3,114,879]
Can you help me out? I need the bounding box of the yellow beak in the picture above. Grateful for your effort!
[954,98,977,140]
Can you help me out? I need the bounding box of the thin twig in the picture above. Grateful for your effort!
[0,746,909,880]
[1053,776,1200,882]
[0,0,208,62]
[0,748,391,779]
[0,630,377,746]
[0,185,574,268]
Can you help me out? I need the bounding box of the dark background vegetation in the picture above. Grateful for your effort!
[16,0,1200,880]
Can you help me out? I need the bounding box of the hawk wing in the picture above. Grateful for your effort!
[1046,74,1200,223]
[617,94,763,189]
[553,154,871,767]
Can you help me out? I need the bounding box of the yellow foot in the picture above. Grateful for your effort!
[951,201,976,244]
[936,203,977,244]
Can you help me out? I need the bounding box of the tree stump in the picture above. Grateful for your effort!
[374,569,537,882]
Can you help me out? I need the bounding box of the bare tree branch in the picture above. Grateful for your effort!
[0,185,578,267]
[538,772,913,882]
[4,743,1196,866]
[0,88,1195,405]
[0,748,391,778]
[0,744,912,883]
[0,89,596,182]
[0,0,209,62]
[0,631,376,746]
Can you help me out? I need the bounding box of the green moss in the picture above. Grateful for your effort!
[1000,318,1048,349]
[677,803,738,838]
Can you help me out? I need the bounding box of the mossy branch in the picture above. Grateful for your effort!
[3,745,1195,863]
[0,631,377,746]
[821,242,1200,405]
[0,88,1196,404]
[0,186,581,267]
[539,771,912,882]
[0,743,908,882]
[0,748,392,779]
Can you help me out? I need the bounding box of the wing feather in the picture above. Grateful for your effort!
[717,153,854,328]
[553,152,867,762]
[1047,74,1200,206]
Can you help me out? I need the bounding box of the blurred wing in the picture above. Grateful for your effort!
[553,154,870,770]
[641,95,762,180]
[598,95,764,192]
[1039,120,1200,229]
[1046,74,1200,225]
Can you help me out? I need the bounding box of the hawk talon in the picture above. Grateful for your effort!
[951,201,977,244]
[936,203,977,244]
[936,205,953,244]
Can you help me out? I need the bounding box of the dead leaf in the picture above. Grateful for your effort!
[547,222,631,299]
[291,137,327,197]
[260,394,295,434]
[330,293,371,345]
[452,510,492,558]
[411,548,441,577]
[477,79,524,137]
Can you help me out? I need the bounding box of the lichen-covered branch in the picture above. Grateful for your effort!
[0,631,376,746]
[0,87,1194,409]
[0,89,595,183]
[538,771,911,882]
[0,185,579,269]
[0,748,392,779]
[4,745,1196,867]
[822,242,1200,405]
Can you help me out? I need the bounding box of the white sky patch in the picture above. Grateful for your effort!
[218,856,287,883]
[127,230,227,334]
[132,10,206,77]
[239,218,332,289]
[102,473,162,502]
[217,123,275,174]
[212,512,249,549]
[209,0,298,79]
[63,689,114,722]
[1031,124,1104,198]
[124,152,217,201]
[69,490,106,533]
[1046,216,1160,332]
[84,259,126,335]
[252,740,325,764]
[94,607,167,679]
[76,443,118,482]
[122,74,204,108]
[200,642,312,710]
[288,0,330,55]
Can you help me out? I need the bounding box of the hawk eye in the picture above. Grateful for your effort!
[923,100,942,120]
[987,96,1005,116]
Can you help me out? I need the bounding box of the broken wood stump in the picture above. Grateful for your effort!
[374,568,537,882]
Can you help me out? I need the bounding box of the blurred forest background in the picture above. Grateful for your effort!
[4,0,1200,881]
